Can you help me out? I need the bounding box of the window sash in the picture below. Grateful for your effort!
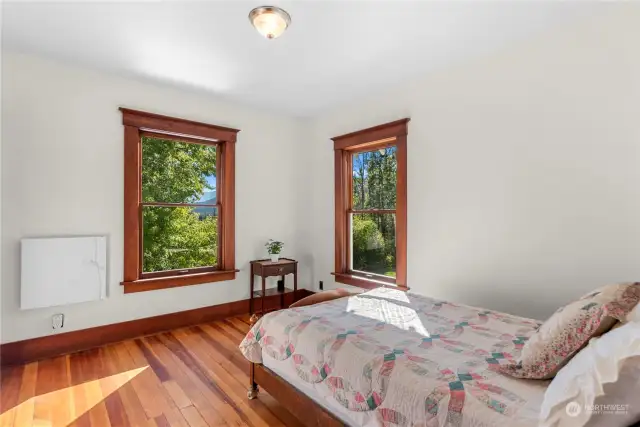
[139,205,222,278]
[138,138,221,275]
[347,211,397,284]
[350,147,398,211]
[140,136,220,205]
[348,145,397,284]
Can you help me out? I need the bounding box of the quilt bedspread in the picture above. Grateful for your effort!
[240,288,548,427]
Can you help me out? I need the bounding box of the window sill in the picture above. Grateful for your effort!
[331,272,408,291]
[122,269,239,294]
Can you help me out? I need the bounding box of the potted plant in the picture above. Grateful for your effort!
[265,239,284,262]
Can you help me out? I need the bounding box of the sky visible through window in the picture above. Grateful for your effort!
[198,175,217,203]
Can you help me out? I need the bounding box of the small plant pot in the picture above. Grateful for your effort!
[270,254,280,262]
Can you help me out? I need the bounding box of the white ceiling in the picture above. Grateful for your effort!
[2,1,605,117]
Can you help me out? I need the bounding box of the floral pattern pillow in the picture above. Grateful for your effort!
[500,282,640,379]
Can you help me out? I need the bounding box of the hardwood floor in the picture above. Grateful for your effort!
[0,316,304,427]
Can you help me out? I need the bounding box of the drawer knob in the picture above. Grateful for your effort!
[278,267,283,273]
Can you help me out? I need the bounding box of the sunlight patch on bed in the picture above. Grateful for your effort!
[346,295,430,337]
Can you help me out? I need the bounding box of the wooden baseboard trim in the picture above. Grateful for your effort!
[0,289,313,367]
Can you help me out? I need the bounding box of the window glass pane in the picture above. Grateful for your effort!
[142,136,217,204]
[142,206,218,273]
[352,146,396,210]
[351,213,395,278]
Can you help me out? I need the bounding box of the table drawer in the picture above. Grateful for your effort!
[263,264,295,277]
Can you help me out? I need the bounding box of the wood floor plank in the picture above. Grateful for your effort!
[33,355,71,427]
[170,329,285,427]
[104,391,130,427]
[13,362,38,427]
[235,315,252,326]
[0,365,24,427]
[152,415,170,427]
[227,317,250,332]
[123,340,190,427]
[143,335,230,427]
[155,333,246,427]
[222,319,250,337]
[194,325,248,373]
[211,322,244,344]
[79,350,112,427]
[195,326,304,427]
[93,347,130,427]
[116,342,166,419]
[68,352,91,427]
[133,339,170,382]
[0,317,302,427]
[163,381,192,409]
[103,345,151,427]
[53,356,74,427]
[180,405,209,427]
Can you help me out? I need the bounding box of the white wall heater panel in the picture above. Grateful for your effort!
[21,236,107,310]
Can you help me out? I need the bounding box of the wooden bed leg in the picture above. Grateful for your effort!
[248,362,259,399]
[247,384,259,399]
[248,315,261,400]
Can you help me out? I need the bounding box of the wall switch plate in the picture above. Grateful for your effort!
[319,281,324,291]
[52,313,64,329]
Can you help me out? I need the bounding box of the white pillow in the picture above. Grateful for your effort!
[539,321,640,427]
[626,302,640,322]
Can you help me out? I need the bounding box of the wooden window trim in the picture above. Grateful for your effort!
[331,272,397,290]
[120,108,239,142]
[120,108,239,293]
[331,118,409,290]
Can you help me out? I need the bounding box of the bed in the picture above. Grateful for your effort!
[240,287,550,427]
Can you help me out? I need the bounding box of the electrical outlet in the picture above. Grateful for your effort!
[52,313,64,330]
[319,280,324,291]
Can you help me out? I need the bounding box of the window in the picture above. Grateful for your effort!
[121,108,239,293]
[332,119,409,290]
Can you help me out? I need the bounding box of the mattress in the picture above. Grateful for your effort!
[242,287,550,427]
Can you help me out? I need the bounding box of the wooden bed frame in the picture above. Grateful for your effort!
[247,314,345,426]
[248,362,345,426]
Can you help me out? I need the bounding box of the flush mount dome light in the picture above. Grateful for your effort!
[249,6,291,39]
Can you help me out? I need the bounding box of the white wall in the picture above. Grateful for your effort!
[1,53,311,343]
[307,7,640,320]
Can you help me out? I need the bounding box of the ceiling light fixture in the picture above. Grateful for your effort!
[249,6,291,39]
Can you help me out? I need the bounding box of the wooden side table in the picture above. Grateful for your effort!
[249,258,298,318]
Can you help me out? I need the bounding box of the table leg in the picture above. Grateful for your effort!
[280,275,285,309]
[250,273,254,314]
[292,264,298,304]
[261,276,266,315]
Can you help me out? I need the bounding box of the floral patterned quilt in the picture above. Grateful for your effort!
[240,288,549,427]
